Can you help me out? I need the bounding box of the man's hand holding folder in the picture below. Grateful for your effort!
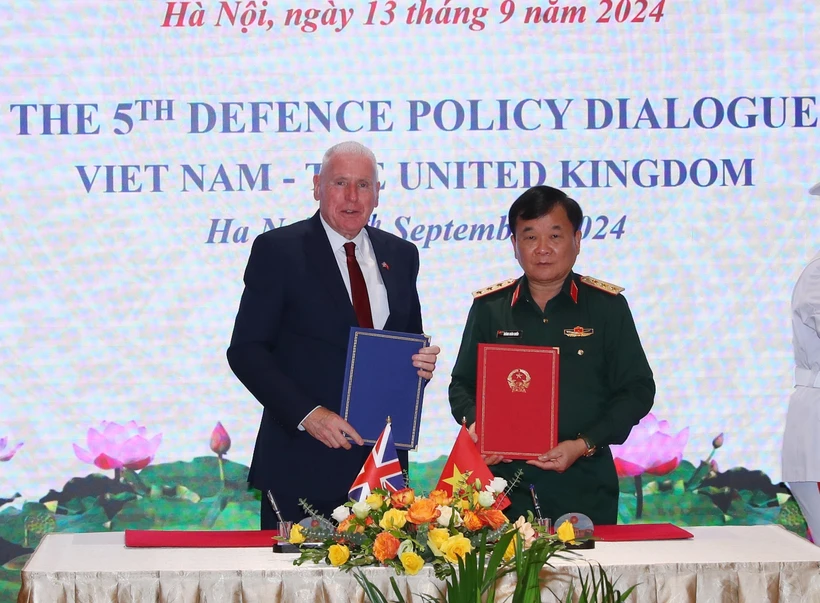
[341,328,438,450]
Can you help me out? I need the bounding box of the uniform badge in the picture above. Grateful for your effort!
[381,261,390,270]
[497,330,522,338]
[507,368,531,393]
[564,326,593,337]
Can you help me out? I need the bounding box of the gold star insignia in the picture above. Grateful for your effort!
[442,464,471,490]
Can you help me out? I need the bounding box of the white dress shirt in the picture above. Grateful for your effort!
[319,215,390,330]
[299,216,391,429]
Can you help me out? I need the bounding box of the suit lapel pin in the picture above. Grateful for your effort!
[381,261,390,270]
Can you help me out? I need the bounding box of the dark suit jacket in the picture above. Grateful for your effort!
[227,212,423,515]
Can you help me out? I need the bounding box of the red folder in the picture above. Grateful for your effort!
[476,344,559,459]
[593,523,693,541]
[125,529,279,548]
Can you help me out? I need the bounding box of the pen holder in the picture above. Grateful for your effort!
[277,521,293,540]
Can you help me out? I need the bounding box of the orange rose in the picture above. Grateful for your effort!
[337,516,371,534]
[406,498,441,525]
[462,509,484,531]
[478,509,508,530]
[373,531,401,562]
[428,489,453,506]
[391,488,415,509]
[337,516,355,533]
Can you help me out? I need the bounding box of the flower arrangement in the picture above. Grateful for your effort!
[288,475,562,581]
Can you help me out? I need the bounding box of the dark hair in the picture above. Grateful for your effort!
[508,186,583,236]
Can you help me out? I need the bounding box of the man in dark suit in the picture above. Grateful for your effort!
[227,141,440,528]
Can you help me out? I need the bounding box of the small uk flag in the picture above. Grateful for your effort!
[348,422,405,502]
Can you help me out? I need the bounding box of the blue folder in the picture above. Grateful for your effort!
[340,328,430,450]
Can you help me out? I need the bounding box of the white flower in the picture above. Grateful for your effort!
[436,505,462,527]
[397,539,415,556]
[477,491,495,508]
[352,501,370,519]
[485,477,508,494]
[331,505,350,523]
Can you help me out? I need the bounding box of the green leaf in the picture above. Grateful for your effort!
[211,501,260,530]
[137,457,252,499]
[109,494,226,530]
[618,490,724,525]
[53,505,110,533]
[724,497,781,525]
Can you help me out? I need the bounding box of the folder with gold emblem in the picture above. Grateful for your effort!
[476,343,559,459]
[340,327,430,450]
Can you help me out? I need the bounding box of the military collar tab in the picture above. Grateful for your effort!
[558,273,579,304]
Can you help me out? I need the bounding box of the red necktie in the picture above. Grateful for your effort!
[343,242,374,329]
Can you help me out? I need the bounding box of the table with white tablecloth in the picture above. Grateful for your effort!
[17,525,820,602]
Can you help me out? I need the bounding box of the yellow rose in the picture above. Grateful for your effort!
[400,551,425,575]
[427,527,449,557]
[379,508,408,530]
[366,492,384,510]
[556,520,576,544]
[327,543,350,566]
[502,538,516,561]
[439,534,473,563]
[288,524,305,545]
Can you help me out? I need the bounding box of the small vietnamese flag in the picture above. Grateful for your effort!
[436,425,510,510]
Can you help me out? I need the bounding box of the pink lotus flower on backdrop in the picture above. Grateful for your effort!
[611,413,689,477]
[73,421,162,471]
[0,437,23,462]
[210,421,232,483]
[210,422,231,456]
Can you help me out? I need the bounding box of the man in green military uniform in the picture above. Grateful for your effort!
[449,186,655,525]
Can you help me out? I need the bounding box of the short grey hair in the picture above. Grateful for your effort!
[319,141,379,181]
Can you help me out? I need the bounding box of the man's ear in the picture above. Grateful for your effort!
[374,180,380,208]
[313,174,320,201]
[511,235,517,259]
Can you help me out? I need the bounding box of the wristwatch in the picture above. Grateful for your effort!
[577,434,596,457]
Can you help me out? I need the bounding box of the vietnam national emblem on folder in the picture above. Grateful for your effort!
[476,343,559,459]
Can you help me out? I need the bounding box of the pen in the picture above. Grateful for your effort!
[266,490,285,524]
[529,484,543,520]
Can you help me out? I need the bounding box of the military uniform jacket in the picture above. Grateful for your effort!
[448,271,655,524]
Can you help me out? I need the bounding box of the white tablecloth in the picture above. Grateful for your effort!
[17,525,820,602]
